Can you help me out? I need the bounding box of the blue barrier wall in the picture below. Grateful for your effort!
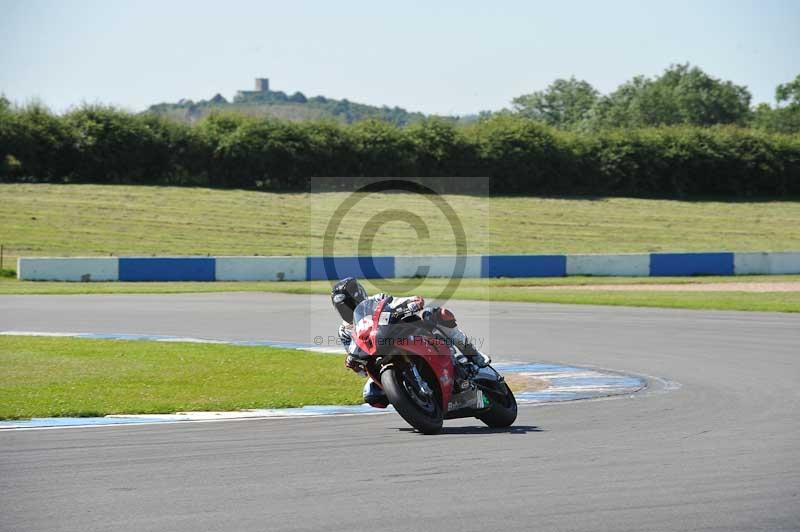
[118,257,216,281]
[650,253,734,276]
[306,256,395,281]
[481,255,566,278]
[19,252,800,281]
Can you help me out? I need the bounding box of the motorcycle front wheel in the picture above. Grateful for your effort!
[477,382,518,428]
[381,363,443,435]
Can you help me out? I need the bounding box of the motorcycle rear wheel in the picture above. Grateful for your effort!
[477,382,518,428]
[381,364,443,435]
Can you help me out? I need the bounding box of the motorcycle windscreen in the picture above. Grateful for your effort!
[353,298,383,355]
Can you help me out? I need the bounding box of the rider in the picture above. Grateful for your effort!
[330,277,490,408]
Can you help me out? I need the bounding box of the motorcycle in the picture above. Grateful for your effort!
[350,296,517,434]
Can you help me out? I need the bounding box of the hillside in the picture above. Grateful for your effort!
[3,183,800,267]
[146,78,435,125]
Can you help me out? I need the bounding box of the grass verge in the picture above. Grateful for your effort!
[1,275,799,312]
[3,274,799,295]
[476,290,800,313]
[0,336,363,420]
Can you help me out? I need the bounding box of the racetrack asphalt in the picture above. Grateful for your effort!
[1,293,799,532]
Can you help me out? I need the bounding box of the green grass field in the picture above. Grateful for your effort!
[3,184,800,267]
[4,183,799,312]
[2,275,799,312]
[0,336,364,419]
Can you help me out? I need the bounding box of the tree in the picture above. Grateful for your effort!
[776,74,800,106]
[7,103,76,180]
[350,119,415,175]
[590,64,752,129]
[406,118,473,175]
[512,77,599,129]
[753,74,800,134]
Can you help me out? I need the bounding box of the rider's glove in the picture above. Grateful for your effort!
[393,296,425,319]
[345,354,367,377]
[338,323,352,347]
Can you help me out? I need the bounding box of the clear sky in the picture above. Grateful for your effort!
[1,0,799,115]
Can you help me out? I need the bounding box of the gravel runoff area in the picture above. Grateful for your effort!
[526,281,800,292]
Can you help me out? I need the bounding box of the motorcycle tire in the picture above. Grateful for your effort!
[477,382,518,428]
[381,365,443,435]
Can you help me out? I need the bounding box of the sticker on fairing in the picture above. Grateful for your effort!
[378,311,391,325]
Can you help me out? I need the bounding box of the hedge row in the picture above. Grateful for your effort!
[1,105,799,196]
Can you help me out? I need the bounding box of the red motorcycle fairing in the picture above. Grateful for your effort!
[395,335,455,411]
[354,298,455,411]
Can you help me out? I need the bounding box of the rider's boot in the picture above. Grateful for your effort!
[363,378,388,409]
[458,341,491,368]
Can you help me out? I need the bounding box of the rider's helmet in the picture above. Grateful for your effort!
[331,277,368,323]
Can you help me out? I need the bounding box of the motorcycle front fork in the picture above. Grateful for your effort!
[453,359,477,391]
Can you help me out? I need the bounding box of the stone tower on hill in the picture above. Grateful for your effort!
[236,78,272,99]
